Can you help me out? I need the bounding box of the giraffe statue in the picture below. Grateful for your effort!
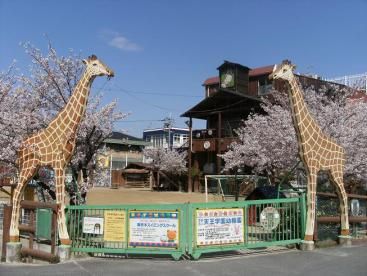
[269,60,349,243]
[9,55,114,245]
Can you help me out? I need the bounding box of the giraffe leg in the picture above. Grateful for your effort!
[54,167,71,245]
[9,162,38,242]
[304,171,317,241]
[330,168,349,236]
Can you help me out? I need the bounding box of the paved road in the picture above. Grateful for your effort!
[1,244,366,276]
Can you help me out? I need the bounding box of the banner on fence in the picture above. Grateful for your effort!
[83,217,104,235]
[128,211,179,248]
[104,210,126,241]
[196,208,244,246]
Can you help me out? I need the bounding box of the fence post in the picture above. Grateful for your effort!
[1,205,12,262]
[186,202,193,256]
[300,193,306,240]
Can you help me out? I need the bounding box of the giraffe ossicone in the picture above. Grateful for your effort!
[269,60,349,241]
[9,55,114,245]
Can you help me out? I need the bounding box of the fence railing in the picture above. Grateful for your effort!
[66,196,305,260]
[1,201,58,262]
[316,192,367,241]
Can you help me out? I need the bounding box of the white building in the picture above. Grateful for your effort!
[143,127,189,149]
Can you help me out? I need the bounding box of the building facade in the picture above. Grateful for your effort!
[143,127,189,149]
[182,60,347,192]
[98,131,150,187]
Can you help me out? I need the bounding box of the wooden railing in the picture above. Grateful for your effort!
[1,200,59,263]
[192,137,237,152]
[315,192,367,241]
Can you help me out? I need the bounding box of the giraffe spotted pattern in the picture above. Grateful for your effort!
[9,55,114,245]
[270,60,349,242]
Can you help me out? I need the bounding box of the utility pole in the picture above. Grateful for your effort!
[163,115,174,150]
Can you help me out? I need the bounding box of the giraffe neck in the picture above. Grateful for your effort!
[49,68,95,134]
[287,75,322,139]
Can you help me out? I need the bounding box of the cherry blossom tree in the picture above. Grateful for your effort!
[0,64,20,180]
[143,147,187,190]
[0,42,126,202]
[143,148,187,175]
[221,84,367,190]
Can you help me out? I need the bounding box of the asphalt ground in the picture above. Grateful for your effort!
[1,244,366,276]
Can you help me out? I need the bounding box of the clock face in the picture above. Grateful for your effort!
[203,140,211,150]
[221,69,235,88]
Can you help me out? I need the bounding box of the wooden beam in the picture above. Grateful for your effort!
[216,112,222,174]
[20,200,58,212]
[317,192,367,200]
[317,216,367,223]
[1,205,11,262]
[21,248,59,263]
[188,117,193,193]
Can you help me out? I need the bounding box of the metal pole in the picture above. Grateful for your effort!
[125,152,128,168]
[300,192,307,239]
[205,176,208,203]
[234,169,239,201]
[109,154,113,187]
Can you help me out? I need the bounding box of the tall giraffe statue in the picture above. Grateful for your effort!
[269,60,349,243]
[9,55,114,245]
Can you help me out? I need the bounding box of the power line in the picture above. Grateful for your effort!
[94,81,250,116]
[96,86,201,98]
[110,82,183,112]
[115,119,164,122]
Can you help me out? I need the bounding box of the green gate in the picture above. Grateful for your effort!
[67,203,187,260]
[187,196,305,259]
[66,195,305,260]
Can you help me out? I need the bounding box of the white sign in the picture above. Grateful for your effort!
[128,211,179,248]
[196,208,244,246]
[83,217,104,234]
[260,207,280,230]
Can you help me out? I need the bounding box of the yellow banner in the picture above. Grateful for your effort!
[104,210,126,241]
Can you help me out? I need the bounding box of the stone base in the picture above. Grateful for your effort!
[57,245,71,262]
[300,240,315,251]
[6,242,22,263]
[338,235,352,247]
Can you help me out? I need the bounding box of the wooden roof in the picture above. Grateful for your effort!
[203,65,275,86]
[181,88,261,119]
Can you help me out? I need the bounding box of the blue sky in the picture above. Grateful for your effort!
[1,0,366,137]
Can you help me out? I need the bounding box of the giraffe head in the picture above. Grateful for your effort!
[269,60,296,81]
[82,55,115,79]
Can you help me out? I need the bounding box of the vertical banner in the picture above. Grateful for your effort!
[128,211,179,248]
[104,210,126,241]
[196,208,244,246]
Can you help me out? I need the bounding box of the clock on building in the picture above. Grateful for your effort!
[218,61,250,93]
[220,69,235,89]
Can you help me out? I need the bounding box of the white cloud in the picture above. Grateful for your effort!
[100,29,142,52]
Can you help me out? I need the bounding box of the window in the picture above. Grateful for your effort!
[152,135,164,147]
[258,78,272,95]
[173,134,180,144]
[182,134,189,144]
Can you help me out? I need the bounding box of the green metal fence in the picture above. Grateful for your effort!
[66,196,305,260]
[67,203,186,260]
[187,197,304,259]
